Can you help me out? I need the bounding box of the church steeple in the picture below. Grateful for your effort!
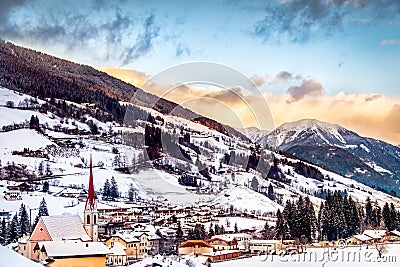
[84,154,98,242]
[86,154,95,209]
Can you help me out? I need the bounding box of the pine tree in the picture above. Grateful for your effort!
[208,223,215,238]
[274,209,289,240]
[42,181,49,193]
[33,198,49,228]
[128,184,137,202]
[382,202,392,230]
[267,184,275,200]
[234,222,239,233]
[38,161,44,176]
[176,221,183,242]
[0,218,6,245]
[19,204,30,237]
[110,176,119,199]
[365,197,373,228]
[103,179,111,199]
[7,213,20,243]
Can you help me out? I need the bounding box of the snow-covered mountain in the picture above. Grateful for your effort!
[262,119,400,195]
[236,126,270,143]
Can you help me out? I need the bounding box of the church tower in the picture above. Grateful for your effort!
[84,154,98,242]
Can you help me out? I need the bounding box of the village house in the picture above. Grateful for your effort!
[107,242,127,266]
[105,230,160,262]
[363,230,390,242]
[178,240,214,256]
[211,233,251,251]
[346,234,373,245]
[4,190,22,200]
[207,236,238,251]
[35,240,108,267]
[249,240,282,254]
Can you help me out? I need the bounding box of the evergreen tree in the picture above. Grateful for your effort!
[128,184,137,202]
[19,204,30,237]
[7,213,20,243]
[382,202,392,230]
[33,198,49,228]
[103,179,111,199]
[390,203,399,230]
[263,222,274,239]
[365,197,373,228]
[208,223,215,238]
[267,184,275,200]
[0,218,6,245]
[176,221,183,243]
[274,209,289,240]
[38,161,44,176]
[42,181,49,193]
[110,176,119,199]
[234,222,239,233]
[214,224,220,235]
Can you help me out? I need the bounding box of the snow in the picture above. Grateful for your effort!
[360,144,370,153]
[0,245,42,267]
[0,129,54,152]
[212,186,283,215]
[214,244,400,267]
[129,254,207,267]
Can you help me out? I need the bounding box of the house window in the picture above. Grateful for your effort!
[93,215,97,224]
[87,215,90,224]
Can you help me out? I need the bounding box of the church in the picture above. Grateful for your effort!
[18,155,108,267]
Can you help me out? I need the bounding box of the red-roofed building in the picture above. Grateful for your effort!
[178,240,214,255]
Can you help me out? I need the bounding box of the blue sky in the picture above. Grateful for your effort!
[1,0,399,95]
[1,0,400,143]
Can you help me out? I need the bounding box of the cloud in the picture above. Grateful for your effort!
[0,1,160,66]
[365,94,383,102]
[287,78,325,102]
[251,0,400,43]
[0,0,28,24]
[119,14,160,66]
[250,74,266,86]
[99,67,148,87]
[381,39,400,45]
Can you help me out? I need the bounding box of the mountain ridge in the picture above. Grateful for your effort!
[262,118,400,195]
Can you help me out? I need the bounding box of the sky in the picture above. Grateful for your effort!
[0,0,400,144]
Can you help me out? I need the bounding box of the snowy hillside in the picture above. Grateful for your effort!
[0,85,399,232]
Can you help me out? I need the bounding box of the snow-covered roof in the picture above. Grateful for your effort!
[349,234,373,242]
[107,242,127,256]
[249,240,281,245]
[390,230,400,237]
[0,246,42,267]
[110,232,140,243]
[38,240,108,257]
[41,215,91,241]
[363,230,387,239]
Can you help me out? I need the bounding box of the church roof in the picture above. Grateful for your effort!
[41,215,91,242]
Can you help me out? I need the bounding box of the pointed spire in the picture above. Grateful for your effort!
[86,154,95,210]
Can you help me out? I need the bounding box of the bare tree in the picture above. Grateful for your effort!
[374,241,388,258]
